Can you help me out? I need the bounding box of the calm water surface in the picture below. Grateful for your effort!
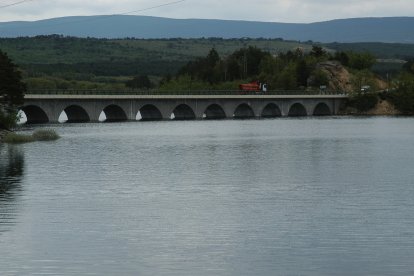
[1,117,414,275]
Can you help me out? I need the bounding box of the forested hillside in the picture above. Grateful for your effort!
[0,36,313,89]
[0,36,411,90]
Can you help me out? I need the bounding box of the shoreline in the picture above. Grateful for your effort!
[340,99,414,116]
[0,129,10,142]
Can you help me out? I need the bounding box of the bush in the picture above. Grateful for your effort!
[3,132,35,144]
[1,129,60,144]
[384,73,414,114]
[32,129,60,141]
[348,92,379,112]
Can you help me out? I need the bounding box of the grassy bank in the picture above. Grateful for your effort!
[1,129,60,144]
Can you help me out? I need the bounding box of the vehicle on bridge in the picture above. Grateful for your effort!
[239,81,267,93]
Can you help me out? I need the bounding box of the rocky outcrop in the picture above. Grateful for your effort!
[312,61,353,92]
[310,61,389,93]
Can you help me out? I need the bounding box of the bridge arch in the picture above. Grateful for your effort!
[234,103,255,119]
[62,105,90,123]
[288,103,308,117]
[20,105,49,124]
[171,104,196,120]
[261,103,282,118]
[138,104,163,121]
[101,105,128,122]
[204,104,226,120]
[313,102,332,116]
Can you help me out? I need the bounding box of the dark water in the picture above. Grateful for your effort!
[1,117,414,275]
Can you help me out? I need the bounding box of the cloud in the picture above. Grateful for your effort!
[1,0,413,23]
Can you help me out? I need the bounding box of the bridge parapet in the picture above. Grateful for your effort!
[27,89,347,96]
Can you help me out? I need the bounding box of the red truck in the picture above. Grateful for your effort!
[239,81,267,92]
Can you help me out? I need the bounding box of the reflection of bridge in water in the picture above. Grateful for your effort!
[21,90,348,124]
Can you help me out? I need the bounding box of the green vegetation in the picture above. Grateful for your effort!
[2,132,35,143]
[387,73,414,114]
[2,129,60,144]
[32,129,60,141]
[348,92,379,112]
[326,42,414,60]
[0,36,314,90]
[161,45,376,91]
[1,36,412,92]
[126,75,154,89]
[348,66,414,114]
[0,50,25,129]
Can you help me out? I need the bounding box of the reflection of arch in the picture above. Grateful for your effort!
[313,103,332,116]
[63,105,90,123]
[234,103,255,119]
[103,105,127,122]
[139,105,163,121]
[204,104,226,120]
[261,103,282,118]
[20,105,49,124]
[288,103,307,117]
[172,104,195,120]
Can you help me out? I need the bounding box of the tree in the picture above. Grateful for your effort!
[296,59,311,87]
[350,69,378,92]
[348,52,376,70]
[308,69,329,88]
[125,75,153,89]
[389,73,414,114]
[178,48,222,84]
[402,59,414,74]
[310,45,326,58]
[276,63,298,90]
[0,50,25,129]
[333,51,350,66]
[227,46,270,79]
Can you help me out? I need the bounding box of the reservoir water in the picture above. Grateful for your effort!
[1,117,414,275]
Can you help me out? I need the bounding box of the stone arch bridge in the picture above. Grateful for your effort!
[21,93,347,124]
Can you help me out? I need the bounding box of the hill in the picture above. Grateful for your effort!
[0,36,312,77]
[0,36,315,89]
[0,36,411,90]
[0,16,413,43]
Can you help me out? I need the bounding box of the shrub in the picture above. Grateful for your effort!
[387,74,414,114]
[348,92,379,112]
[1,129,60,144]
[3,132,35,144]
[32,129,60,141]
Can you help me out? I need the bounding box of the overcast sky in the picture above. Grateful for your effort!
[1,0,413,23]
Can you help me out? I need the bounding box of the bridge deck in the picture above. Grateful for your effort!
[25,94,348,100]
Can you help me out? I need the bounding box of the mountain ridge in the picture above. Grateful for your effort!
[0,15,413,43]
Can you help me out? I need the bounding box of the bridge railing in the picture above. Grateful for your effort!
[26,89,347,96]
